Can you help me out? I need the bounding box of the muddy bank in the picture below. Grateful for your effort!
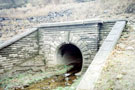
[0,64,81,90]
[15,74,77,90]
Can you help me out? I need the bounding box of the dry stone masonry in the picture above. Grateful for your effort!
[0,20,120,77]
[77,21,126,90]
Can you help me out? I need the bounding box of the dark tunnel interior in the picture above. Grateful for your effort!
[57,44,83,73]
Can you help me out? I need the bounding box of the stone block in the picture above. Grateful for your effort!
[0,69,4,74]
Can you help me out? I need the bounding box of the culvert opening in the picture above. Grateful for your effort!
[57,44,83,74]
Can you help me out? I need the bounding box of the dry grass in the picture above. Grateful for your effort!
[0,2,92,20]
[0,0,134,19]
[0,0,135,41]
[0,1,103,21]
[100,0,135,13]
[0,0,75,19]
[95,24,135,90]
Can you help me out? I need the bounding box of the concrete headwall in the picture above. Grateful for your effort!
[38,23,99,73]
[0,29,39,75]
[0,20,116,76]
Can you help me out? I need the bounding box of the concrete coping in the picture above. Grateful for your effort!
[0,28,37,50]
[36,20,100,28]
[76,21,126,90]
[36,19,126,28]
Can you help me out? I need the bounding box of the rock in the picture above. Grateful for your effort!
[26,9,72,23]
[0,17,9,22]
[27,17,34,21]
[126,46,134,50]
[31,67,43,72]
[51,79,55,82]
[64,73,71,77]
[65,77,69,81]
[118,43,126,49]
[0,65,4,74]
[48,12,55,19]
[27,17,37,22]
[126,3,135,13]
[0,64,3,68]
[65,82,71,85]
[130,40,135,43]
[75,72,81,76]
[0,69,4,74]
[0,17,4,22]
[75,0,94,2]
[104,10,108,14]
[0,40,4,44]
[57,75,65,81]
[116,74,123,80]
[42,87,49,90]
[122,71,127,75]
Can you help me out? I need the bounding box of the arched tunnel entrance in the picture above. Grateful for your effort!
[57,44,83,73]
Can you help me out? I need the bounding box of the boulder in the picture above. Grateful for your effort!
[75,0,95,2]
[0,0,26,9]
[126,3,135,13]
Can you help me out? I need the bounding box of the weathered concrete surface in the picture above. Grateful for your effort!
[76,21,126,90]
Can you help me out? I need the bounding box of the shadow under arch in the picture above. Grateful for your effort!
[57,43,83,73]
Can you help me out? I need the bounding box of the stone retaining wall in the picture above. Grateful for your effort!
[38,23,99,73]
[0,20,118,76]
[76,21,126,90]
[0,32,38,73]
[0,29,39,75]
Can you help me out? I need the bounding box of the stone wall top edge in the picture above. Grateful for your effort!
[36,19,126,28]
[76,21,126,90]
[0,28,38,50]
[103,19,127,23]
[36,20,102,28]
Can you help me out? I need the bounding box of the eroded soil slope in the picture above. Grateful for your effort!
[95,22,135,90]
